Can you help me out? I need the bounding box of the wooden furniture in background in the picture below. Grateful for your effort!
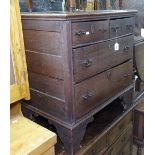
[133,98,144,155]
[21,10,137,154]
[25,0,32,12]
[33,94,135,155]
[10,0,57,154]
[133,36,144,92]
[25,0,76,12]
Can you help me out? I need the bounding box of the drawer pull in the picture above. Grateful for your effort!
[109,43,114,49]
[111,26,120,32]
[81,59,92,67]
[99,28,107,33]
[124,46,130,51]
[75,30,90,36]
[83,91,93,100]
[126,24,133,30]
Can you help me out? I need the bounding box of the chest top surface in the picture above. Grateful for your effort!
[21,10,137,20]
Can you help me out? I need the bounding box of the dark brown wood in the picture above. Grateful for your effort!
[21,10,137,154]
[74,60,133,119]
[122,0,144,36]
[29,72,65,100]
[23,31,62,56]
[110,17,134,38]
[22,91,135,155]
[105,124,133,155]
[72,20,109,46]
[133,98,144,155]
[22,20,63,32]
[28,89,67,121]
[26,51,64,79]
[53,116,94,155]
[108,111,132,144]
[21,10,137,21]
[73,35,133,82]
[77,133,107,155]
[134,36,144,82]
[120,139,132,155]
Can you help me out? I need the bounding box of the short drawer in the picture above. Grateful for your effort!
[110,17,134,38]
[72,20,109,46]
[74,60,133,119]
[108,111,132,145]
[105,124,133,155]
[73,35,133,82]
[77,134,107,155]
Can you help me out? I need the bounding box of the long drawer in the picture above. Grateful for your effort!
[108,111,132,145]
[73,35,133,83]
[76,134,107,155]
[110,17,134,38]
[105,124,133,155]
[74,60,133,119]
[72,20,109,46]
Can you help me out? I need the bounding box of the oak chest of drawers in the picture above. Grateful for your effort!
[55,94,134,155]
[21,10,137,154]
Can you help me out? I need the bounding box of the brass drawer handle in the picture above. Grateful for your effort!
[75,30,90,36]
[83,91,93,100]
[81,59,93,67]
[124,46,130,51]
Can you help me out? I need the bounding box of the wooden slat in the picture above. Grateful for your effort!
[26,51,63,80]
[23,30,62,56]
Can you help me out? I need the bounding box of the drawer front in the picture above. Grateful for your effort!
[119,139,132,155]
[110,17,134,38]
[78,134,107,155]
[73,35,133,82]
[75,60,133,119]
[72,20,109,46]
[108,111,132,145]
[106,124,133,155]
